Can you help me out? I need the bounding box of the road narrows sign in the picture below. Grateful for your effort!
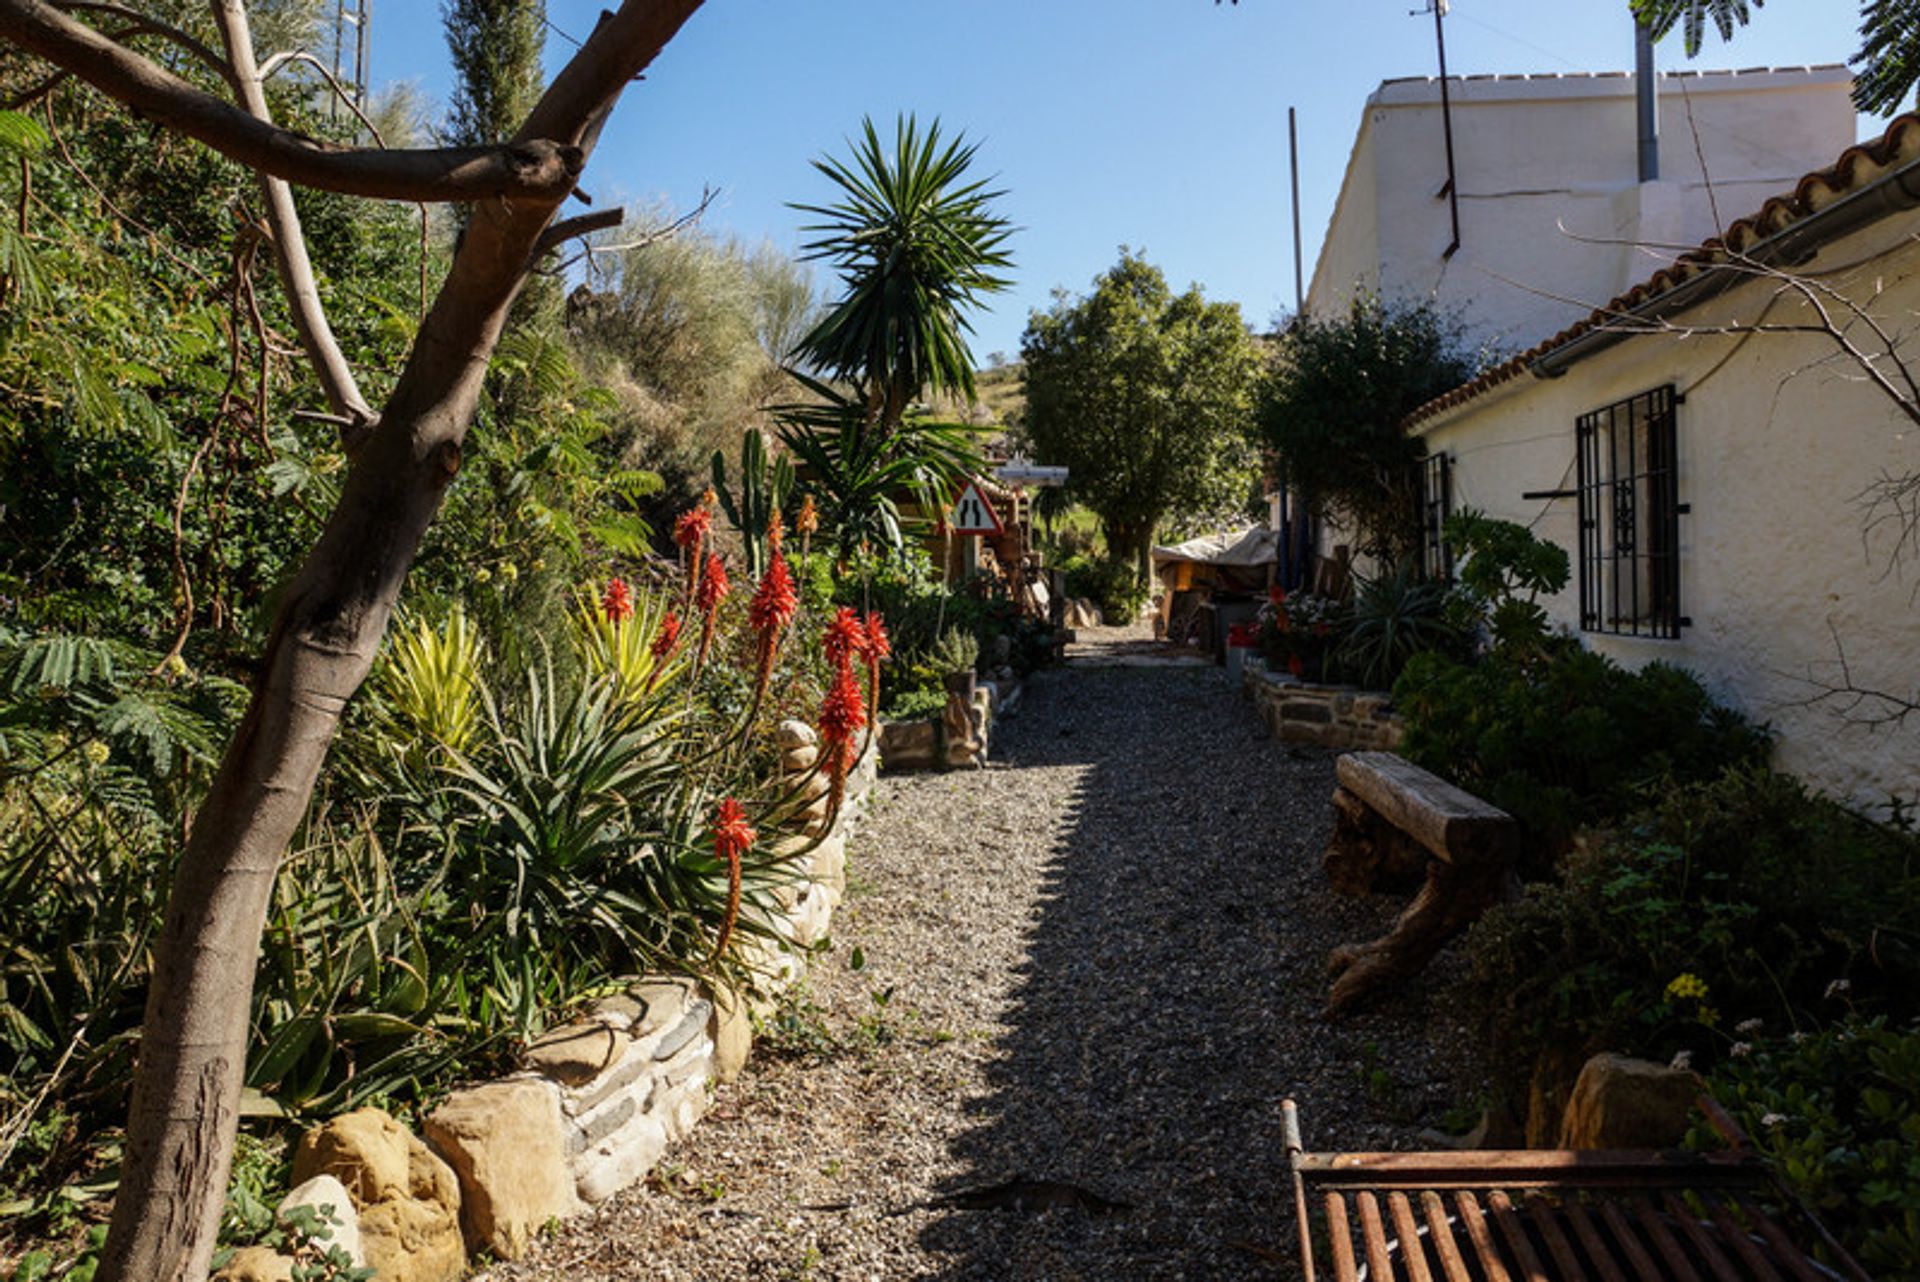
[948,479,1004,536]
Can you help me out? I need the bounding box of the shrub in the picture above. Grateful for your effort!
[1697,1017,1920,1277]
[1057,553,1149,624]
[1467,768,1920,1128]
[1394,644,1770,856]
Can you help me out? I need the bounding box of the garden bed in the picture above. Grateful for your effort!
[876,676,1022,771]
[1243,659,1402,751]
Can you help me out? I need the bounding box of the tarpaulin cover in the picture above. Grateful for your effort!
[1150,527,1278,569]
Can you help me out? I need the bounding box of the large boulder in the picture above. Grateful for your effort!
[707,982,753,1084]
[292,1107,465,1282]
[1558,1053,1703,1150]
[426,1078,581,1261]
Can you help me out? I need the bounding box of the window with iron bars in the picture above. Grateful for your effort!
[1575,386,1684,639]
[1420,452,1453,581]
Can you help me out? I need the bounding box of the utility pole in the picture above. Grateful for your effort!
[1635,15,1659,181]
[1426,0,1461,259]
[1289,106,1304,318]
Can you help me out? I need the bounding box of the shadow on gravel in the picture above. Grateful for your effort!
[916,663,1463,1282]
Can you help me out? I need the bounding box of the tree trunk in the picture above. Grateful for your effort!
[91,5,704,1276]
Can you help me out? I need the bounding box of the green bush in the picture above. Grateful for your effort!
[1339,563,1464,689]
[1467,767,1920,1127]
[1057,553,1148,625]
[1697,1017,1920,1277]
[1394,644,1770,856]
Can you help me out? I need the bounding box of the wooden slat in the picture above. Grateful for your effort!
[1663,1193,1747,1282]
[1358,1192,1396,1282]
[1735,1199,1828,1282]
[1487,1191,1552,1282]
[1628,1196,1703,1282]
[1304,1149,1765,1190]
[1451,1191,1513,1282]
[1325,1191,1360,1282]
[1706,1196,1787,1282]
[1598,1199,1665,1279]
[1336,751,1515,864]
[1390,1191,1436,1282]
[1563,1198,1630,1282]
[1421,1190,1474,1282]
[1526,1193,1591,1282]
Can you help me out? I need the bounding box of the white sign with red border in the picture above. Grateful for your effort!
[948,479,1004,535]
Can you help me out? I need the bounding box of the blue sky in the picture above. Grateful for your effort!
[369,1,1869,361]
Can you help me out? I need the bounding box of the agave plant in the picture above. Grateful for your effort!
[374,608,485,755]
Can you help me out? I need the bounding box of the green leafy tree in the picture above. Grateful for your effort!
[443,0,546,147]
[791,114,1013,431]
[1255,295,1479,562]
[1631,0,1920,114]
[1019,249,1261,581]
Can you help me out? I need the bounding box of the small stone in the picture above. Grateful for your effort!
[653,1003,712,1061]
[214,1245,294,1282]
[278,1174,363,1267]
[707,983,752,1084]
[576,1114,670,1204]
[523,1021,628,1086]
[775,719,817,748]
[426,1079,581,1261]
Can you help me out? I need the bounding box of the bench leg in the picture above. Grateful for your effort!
[1323,787,1429,896]
[1324,857,1509,1016]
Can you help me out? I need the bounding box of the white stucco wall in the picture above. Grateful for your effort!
[1417,211,1920,807]
[1306,67,1857,353]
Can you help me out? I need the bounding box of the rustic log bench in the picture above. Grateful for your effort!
[1322,751,1518,1015]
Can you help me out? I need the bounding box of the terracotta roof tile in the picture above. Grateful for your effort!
[1403,111,1920,431]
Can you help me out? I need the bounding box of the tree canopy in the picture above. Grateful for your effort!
[1020,249,1261,578]
[1631,0,1920,114]
[1255,295,1480,562]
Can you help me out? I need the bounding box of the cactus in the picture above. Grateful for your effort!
[711,428,795,576]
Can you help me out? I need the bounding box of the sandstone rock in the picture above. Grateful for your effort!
[583,992,645,1030]
[707,983,752,1084]
[811,832,847,900]
[426,1078,580,1261]
[774,719,816,749]
[1558,1053,1704,1150]
[214,1245,293,1282]
[626,978,695,1039]
[523,1021,627,1086]
[292,1108,464,1282]
[575,1113,668,1205]
[278,1174,363,1267]
[780,743,819,773]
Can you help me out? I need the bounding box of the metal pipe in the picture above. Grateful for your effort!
[1636,18,1659,182]
[1289,106,1304,316]
[1433,0,1461,259]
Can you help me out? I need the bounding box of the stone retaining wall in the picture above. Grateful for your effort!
[1243,660,1404,751]
[876,677,1021,771]
[244,728,879,1282]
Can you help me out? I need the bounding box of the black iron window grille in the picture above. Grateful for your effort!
[1420,452,1453,581]
[1575,385,1683,638]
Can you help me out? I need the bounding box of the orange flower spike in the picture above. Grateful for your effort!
[708,797,755,961]
[693,553,729,670]
[747,554,800,702]
[817,659,868,815]
[767,505,784,557]
[645,610,682,693]
[860,611,891,719]
[795,494,818,535]
[822,606,868,671]
[602,576,635,624]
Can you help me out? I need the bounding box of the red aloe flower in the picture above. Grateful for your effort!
[858,612,891,663]
[694,553,729,669]
[708,796,755,961]
[817,659,868,815]
[767,505,784,556]
[822,607,868,670]
[602,576,635,624]
[645,610,682,693]
[748,554,799,702]
[673,506,711,552]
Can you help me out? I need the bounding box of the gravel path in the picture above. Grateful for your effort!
[489,629,1477,1281]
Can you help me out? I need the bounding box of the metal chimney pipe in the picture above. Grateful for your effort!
[1635,18,1659,182]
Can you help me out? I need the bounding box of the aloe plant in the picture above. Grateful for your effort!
[711,428,794,576]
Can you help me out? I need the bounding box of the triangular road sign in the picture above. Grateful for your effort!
[948,479,1004,536]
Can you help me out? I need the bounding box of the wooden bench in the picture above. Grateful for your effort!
[1322,751,1518,1015]
[1282,1097,1872,1281]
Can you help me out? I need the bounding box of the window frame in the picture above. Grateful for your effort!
[1420,451,1453,582]
[1575,385,1685,640]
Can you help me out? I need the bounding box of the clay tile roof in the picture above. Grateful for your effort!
[1402,110,1920,431]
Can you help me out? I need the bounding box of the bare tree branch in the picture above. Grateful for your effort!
[0,0,584,202]
[209,0,370,426]
[49,1,230,78]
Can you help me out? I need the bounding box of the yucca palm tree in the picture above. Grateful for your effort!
[790,114,1013,432]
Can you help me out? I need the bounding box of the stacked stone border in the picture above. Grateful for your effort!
[875,676,1021,771]
[228,727,879,1282]
[1243,659,1403,751]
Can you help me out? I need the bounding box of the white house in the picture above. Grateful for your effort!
[1307,66,1856,350]
[1404,113,1920,805]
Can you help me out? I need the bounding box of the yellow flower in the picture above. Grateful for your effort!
[83,739,110,765]
[474,567,493,585]
[162,653,190,680]
[500,562,519,583]
[1664,973,1709,1002]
